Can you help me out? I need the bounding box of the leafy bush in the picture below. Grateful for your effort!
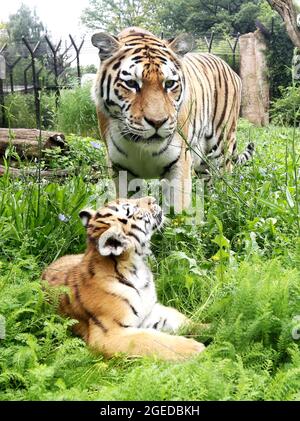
[56,83,99,138]
[42,135,107,176]
[270,85,300,127]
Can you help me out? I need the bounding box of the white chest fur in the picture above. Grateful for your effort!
[107,127,182,179]
[108,254,157,327]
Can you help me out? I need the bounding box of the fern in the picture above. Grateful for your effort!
[0,123,300,400]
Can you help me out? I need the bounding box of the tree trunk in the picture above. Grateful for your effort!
[267,0,300,49]
[239,30,270,126]
[0,128,67,158]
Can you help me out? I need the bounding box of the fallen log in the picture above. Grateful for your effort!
[0,164,71,179]
[0,128,67,158]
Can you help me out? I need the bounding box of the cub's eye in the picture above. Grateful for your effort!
[124,79,140,90]
[165,80,176,90]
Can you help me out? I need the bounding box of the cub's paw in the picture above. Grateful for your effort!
[165,336,205,361]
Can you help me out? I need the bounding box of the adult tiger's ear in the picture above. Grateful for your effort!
[79,209,95,228]
[168,33,194,56]
[98,226,131,256]
[91,32,121,60]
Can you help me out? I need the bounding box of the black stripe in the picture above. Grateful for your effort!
[111,256,140,296]
[152,137,172,157]
[186,58,205,124]
[105,99,118,108]
[73,283,108,333]
[161,155,180,177]
[96,212,112,218]
[216,65,229,132]
[183,65,197,140]
[63,274,68,286]
[123,103,131,112]
[127,301,138,317]
[106,74,112,100]
[202,56,220,130]
[127,231,142,244]
[100,69,107,98]
[114,88,124,101]
[142,278,150,289]
[104,290,139,316]
[88,260,95,277]
[153,321,159,330]
[132,55,143,61]
[89,313,108,332]
[130,264,137,274]
[118,217,128,224]
[111,136,128,156]
[112,61,121,70]
[112,163,139,178]
[64,293,71,305]
[114,319,131,328]
[118,276,140,295]
[131,223,146,235]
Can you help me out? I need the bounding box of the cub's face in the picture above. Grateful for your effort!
[79,196,163,257]
[92,30,194,143]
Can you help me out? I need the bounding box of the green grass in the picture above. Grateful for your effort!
[0,119,300,401]
[55,83,99,138]
[4,92,57,130]
[4,84,98,136]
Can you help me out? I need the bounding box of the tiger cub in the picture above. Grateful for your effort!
[42,196,205,360]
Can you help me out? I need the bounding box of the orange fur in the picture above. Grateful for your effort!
[91,28,248,212]
[42,197,205,360]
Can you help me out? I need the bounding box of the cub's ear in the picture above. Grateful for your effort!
[79,209,95,228]
[98,227,131,256]
[168,33,194,56]
[91,32,120,60]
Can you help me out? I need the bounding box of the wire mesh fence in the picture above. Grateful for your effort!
[0,32,240,128]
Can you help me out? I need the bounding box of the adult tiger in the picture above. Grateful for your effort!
[42,197,205,360]
[92,27,254,211]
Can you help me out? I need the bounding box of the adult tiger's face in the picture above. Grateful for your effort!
[79,196,163,256]
[92,28,193,143]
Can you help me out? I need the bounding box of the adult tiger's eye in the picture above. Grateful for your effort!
[125,79,140,90]
[165,80,176,89]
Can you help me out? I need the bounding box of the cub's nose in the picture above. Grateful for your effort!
[144,117,168,129]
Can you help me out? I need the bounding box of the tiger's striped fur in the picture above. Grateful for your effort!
[42,197,205,360]
[92,27,253,211]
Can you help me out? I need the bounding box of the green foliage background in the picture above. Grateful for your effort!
[0,120,300,400]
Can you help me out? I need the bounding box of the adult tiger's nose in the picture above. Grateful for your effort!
[144,117,168,129]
